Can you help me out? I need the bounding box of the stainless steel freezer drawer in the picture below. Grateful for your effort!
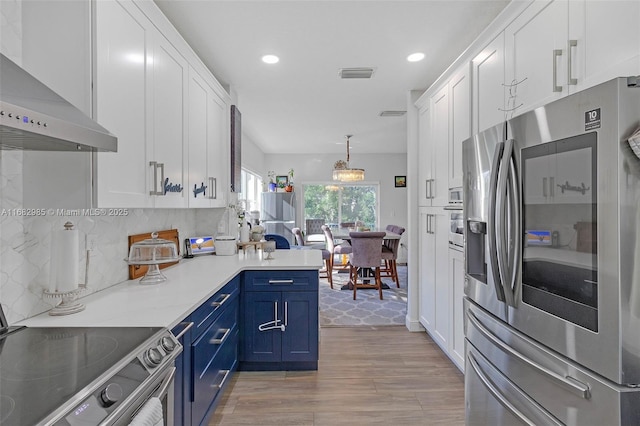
[465,298,640,425]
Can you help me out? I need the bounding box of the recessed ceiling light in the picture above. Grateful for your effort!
[262,54,279,64]
[407,52,425,62]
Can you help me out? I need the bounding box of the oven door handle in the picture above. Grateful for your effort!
[174,321,194,340]
[443,205,463,211]
[154,366,176,399]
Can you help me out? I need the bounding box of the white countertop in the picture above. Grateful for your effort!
[524,246,596,269]
[19,249,323,329]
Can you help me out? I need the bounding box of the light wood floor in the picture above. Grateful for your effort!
[209,326,465,425]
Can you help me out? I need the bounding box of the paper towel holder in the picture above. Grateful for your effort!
[43,221,89,316]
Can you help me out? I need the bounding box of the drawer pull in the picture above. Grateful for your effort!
[210,328,231,345]
[211,293,231,307]
[268,279,294,285]
[174,322,194,340]
[218,369,231,389]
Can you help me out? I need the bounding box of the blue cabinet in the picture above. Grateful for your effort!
[172,320,193,426]
[241,270,319,370]
[173,276,239,426]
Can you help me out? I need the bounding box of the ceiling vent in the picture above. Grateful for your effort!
[379,110,407,117]
[338,67,375,79]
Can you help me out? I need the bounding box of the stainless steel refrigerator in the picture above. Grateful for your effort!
[261,192,296,245]
[463,77,640,424]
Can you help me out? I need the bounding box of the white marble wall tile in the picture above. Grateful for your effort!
[0,152,231,324]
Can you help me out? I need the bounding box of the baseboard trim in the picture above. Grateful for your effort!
[405,316,424,332]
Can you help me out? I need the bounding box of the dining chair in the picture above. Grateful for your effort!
[321,225,352,281]
[305,219,325,243]
[348,231,386,300]
[264,234,290,249]
[294,227,333,286]
[380,225,405,287]
[292,227,305,246]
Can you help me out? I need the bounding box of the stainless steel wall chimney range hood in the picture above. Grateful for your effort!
[0,53,117,152]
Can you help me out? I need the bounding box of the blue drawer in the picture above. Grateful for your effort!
[243,270,318,292]
[191,277,239,338]
[192,297,239,364]
[192,327,238,426]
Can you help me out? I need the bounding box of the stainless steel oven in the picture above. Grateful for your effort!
[0,323,182,426]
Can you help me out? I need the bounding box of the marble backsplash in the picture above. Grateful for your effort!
[1,151,228,324]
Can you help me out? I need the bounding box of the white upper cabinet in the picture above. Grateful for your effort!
[568,0,640,92]
[449,65,471,189]
[95,0,152,208]
[94,0,229,209]
[430,83,450,207]
[188,67,229,208]
[417,105,432,207]
[472,32,506,134]
[148,31,188,208]
[504,0,640,117]
[505,0,568,114]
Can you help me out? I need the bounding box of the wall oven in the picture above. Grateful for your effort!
[463,77,640,423]
[445,187,464,249]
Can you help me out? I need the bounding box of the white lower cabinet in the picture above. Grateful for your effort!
[449,246,465,372]
[418,207,450,353]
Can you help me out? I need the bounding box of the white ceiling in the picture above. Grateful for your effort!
[154,0,510,155]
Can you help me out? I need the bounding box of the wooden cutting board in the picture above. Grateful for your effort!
[127,229,180,280]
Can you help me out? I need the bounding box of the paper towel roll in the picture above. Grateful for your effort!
[54,222,79,293]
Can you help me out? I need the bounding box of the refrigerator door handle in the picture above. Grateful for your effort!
[468,309,592,400]
[467,351,563,426]
[505,140,522,307]
[496,141,510,302]
[488,141,506,302]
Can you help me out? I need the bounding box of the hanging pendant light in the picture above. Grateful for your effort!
[332,135,365,182]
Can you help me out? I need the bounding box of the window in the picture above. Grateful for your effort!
[303,183,378,228]
[238,168,263,213]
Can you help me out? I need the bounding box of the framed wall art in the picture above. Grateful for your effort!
[395,176,406,188]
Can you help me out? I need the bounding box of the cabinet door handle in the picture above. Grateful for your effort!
[258,301,285,331]
[268,279,294,285]
[149,161,166,195]
[549,177,555,197]
[568,40,578,86]
[284,301,288,326]
[430,179,435,200]
[542,177,548,197]
[552,49,563,92]
[211,293,231,308]
[426,179,429,199]
[217,369,231,389]
[149,161,158,195]
[210,328,231,345]
[209,177,217,200]
[173,321,194,340]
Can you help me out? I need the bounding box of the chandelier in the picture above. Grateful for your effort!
[332,135,365,182]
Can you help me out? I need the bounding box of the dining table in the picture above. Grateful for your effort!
[331,228,402,241]
[329,228,402,290]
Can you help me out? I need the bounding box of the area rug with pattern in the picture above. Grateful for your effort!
[318,265,407,327]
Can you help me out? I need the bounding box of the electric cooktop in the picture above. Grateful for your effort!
[0,326,168,425]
